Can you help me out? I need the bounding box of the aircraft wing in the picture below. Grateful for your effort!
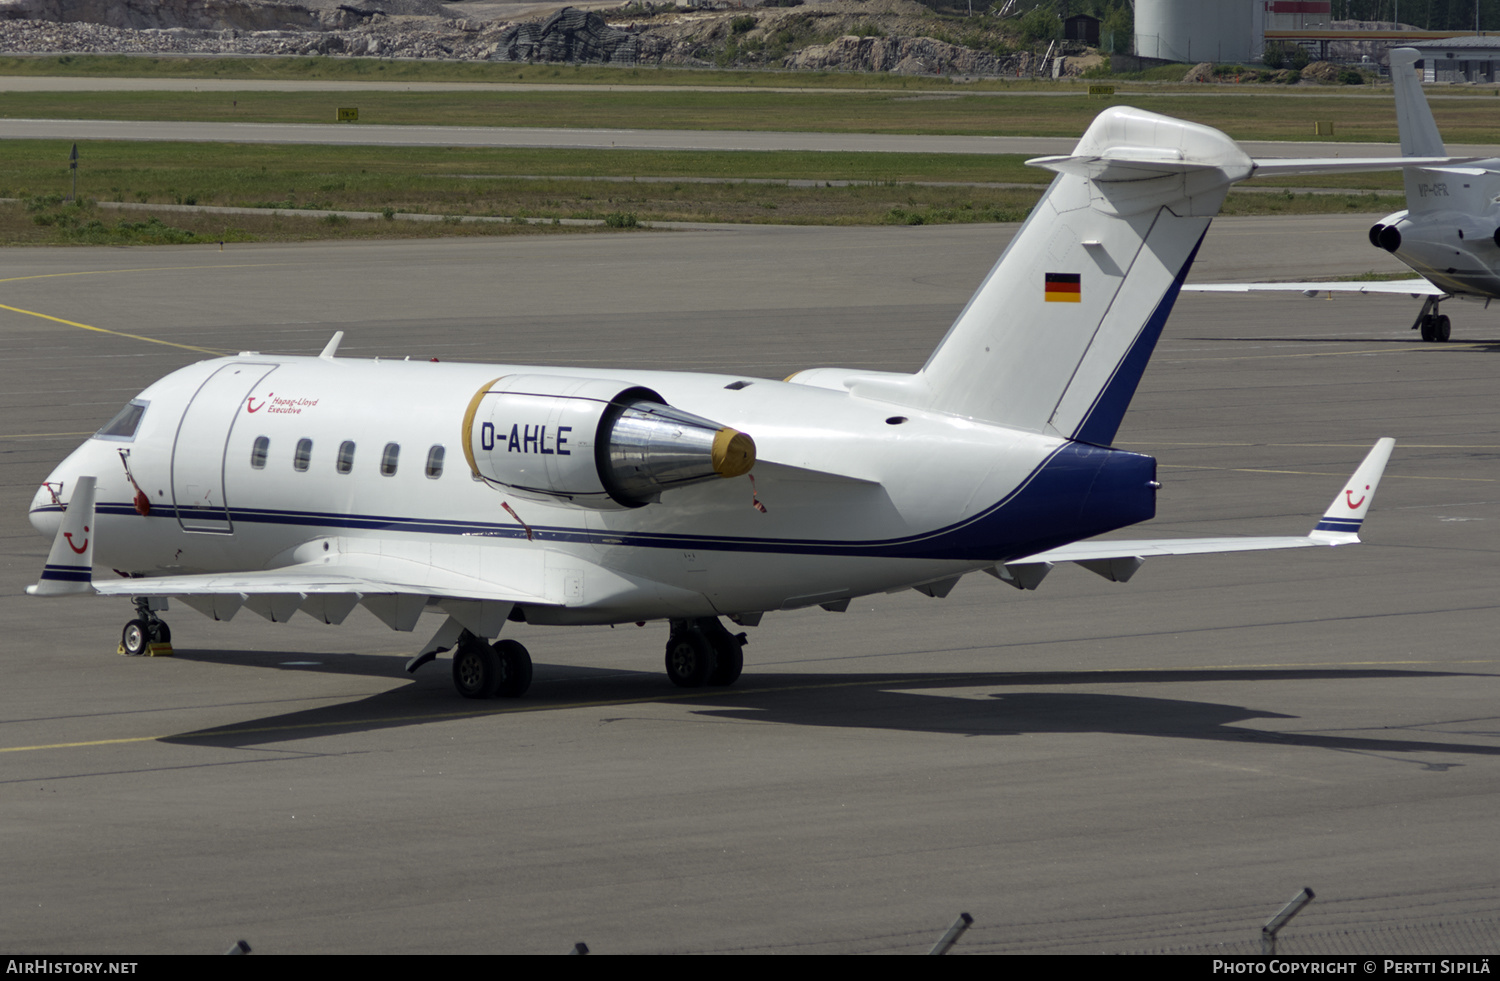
[991,439,1395,588]
[87,551,553,643]
[90,555,550,605]
[1184,279,1442,297]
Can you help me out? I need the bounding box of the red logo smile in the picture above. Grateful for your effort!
[64,526,89,554]
[247,393,269,413]
[1345,485,1369,509]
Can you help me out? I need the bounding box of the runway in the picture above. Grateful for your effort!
[2,217,1498,954]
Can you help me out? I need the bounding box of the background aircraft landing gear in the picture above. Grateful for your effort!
[121,598,170,656]
[664,618,746,688]
[1419,314,1451,342]
[451,631,532,699]
[1413,297,1451,343]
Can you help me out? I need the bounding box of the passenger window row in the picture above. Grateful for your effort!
[250,437,445,479]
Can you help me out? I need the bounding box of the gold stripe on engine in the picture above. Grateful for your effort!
[460,376,504,478]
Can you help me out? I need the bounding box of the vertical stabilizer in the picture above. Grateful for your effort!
[1390,47,1445,158]
[850,107,1251,445]
[1389,46,1450,214]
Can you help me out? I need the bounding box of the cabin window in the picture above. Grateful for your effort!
[381,442,400,476]
[94,400,148,442]
[250,436,269,470]
[426,445,445,479]
[294,438,313,472]
[337,440,356,474]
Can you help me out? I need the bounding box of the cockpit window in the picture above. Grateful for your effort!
[94,400,148,442]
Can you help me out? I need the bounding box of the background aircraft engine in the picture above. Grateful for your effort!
[1372,209,1407,253]
[462,374,756,509]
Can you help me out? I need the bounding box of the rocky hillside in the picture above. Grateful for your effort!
[0,0,1074,76]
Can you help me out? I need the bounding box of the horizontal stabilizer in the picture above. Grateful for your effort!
[1247,157,1459,179]
[1185,280,1443,297]
[1013,438,1395,569]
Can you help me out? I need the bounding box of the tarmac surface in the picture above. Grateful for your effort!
[2,217,1498,954]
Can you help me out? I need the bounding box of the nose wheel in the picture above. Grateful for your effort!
[121,598,171,656]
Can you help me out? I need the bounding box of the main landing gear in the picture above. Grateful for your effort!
[121,597,171,656]
[451,630,533,700]
[1413,297,1452,343]
[664,617,746,689]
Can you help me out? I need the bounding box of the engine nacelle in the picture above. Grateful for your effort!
[1371,210,1408,252]
[462,375,755,510]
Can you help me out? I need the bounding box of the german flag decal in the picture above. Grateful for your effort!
[1045,272,1081,302]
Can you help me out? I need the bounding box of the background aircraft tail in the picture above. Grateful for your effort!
[849,107,1252,445]
[1389,46,1454,214]
[1391,47,1446,159]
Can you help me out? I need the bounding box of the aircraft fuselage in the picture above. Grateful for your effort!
[31,354,1158,625]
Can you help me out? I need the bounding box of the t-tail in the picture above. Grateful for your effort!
[1389,46,1454,215]
[845,107,1256,444]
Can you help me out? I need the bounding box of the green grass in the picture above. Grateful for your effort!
[0,138,1416,242]
[6,86,1498,144]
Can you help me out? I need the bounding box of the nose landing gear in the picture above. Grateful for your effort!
[120,597,172,656]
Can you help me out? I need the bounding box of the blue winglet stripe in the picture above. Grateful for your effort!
[1315,518,1362,532]
[41,564,92,582]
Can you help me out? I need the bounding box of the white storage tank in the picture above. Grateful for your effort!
[1135,0,1263,64]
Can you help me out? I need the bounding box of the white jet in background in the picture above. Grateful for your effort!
[1188,46,1496,342]
[29,106,1415,700]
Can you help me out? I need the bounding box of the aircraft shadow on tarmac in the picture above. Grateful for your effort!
[160,651,1500,767]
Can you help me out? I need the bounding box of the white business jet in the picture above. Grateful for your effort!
[1189,46,1497,342]
[29,106,1418,700]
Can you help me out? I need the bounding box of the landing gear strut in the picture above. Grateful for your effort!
[121,597,170,656]
[1412,297,1451,342]
[664,617,746,688]
[451,630,532,699]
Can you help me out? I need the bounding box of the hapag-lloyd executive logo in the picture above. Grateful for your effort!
[246,392,320,415]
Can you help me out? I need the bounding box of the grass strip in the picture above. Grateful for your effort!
[4,86,1497,144]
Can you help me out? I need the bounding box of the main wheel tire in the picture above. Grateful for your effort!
[707,639,743,687]
[1420,316,1436,342]
[452,642,500,699]
[122,619,151,657]
[492,639,533,698]
[151,620,171,644]
[696,620,744,687]
[1436,314,1452,342]
[665,628,716,688]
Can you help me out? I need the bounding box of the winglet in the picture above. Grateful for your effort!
[1309,439,1395,544]
[319,330,344,360]
[28,475,97,596]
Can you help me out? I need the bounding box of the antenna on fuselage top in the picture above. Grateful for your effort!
[319,331,344,359]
